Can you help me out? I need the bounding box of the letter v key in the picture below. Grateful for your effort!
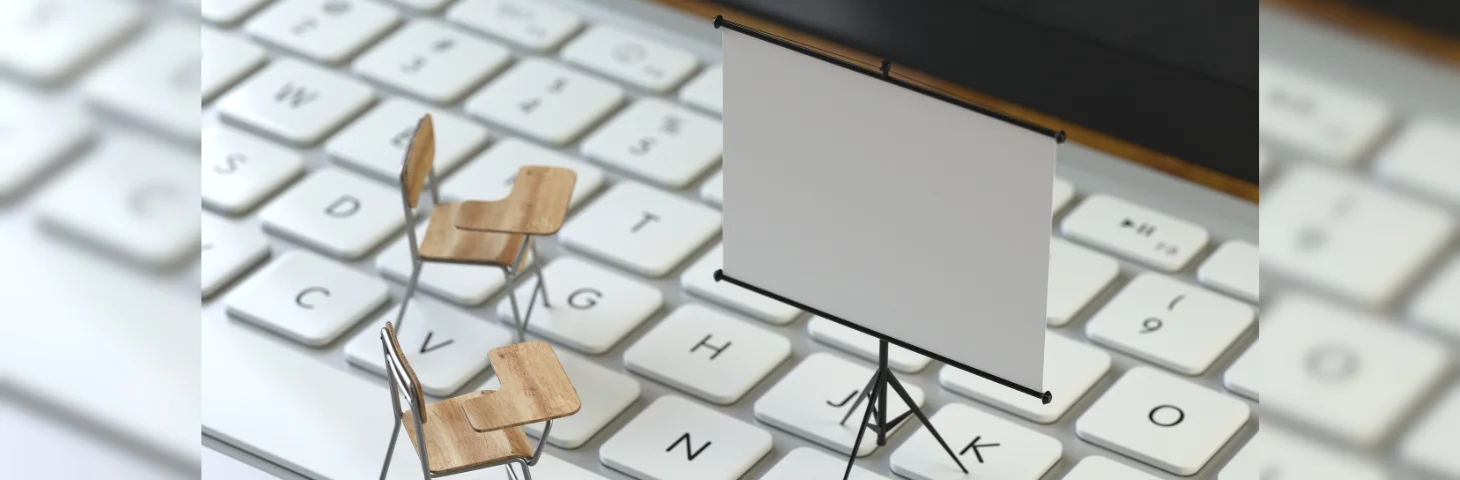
[420,331,454,354]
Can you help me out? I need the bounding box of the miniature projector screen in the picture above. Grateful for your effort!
[720,28,1055,392]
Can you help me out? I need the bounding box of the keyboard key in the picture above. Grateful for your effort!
[1261,166,1456,307]
[941,334,1110,424]
[486,454,607,479]
[1263,295,1449,448]
[1412,255,1460,341]
[204,0,275,25]
[1063,456,1162,480]
[1258,62,1394,165]
[600,395,772,480]
[483,349,640,448]
[1051,178,1074,216]
[80,21,200,141]
[202,213,271,298]
[754,353,925,457]
[344,297,513,396]
[1223,342,1258,400]
[700,170,723,206]
[446,0,582,53]
[808,317,930,373]
[36,134,200,269]
[1075,366,1251,476]
[327,98,489,181]
[1401,384,1460,478]
[1086,273,1255,375]
[679,64,723,115]
[464,59,624,146]
[352,19,512,104]
[494,257,662,354]
[624,304,791,404]
[561,26,699,92]
[1046,238,1120,327]
[260,168,403,259]
[1375,118,1460,205]
[219,58,377,146]
[560,182,722,276]
[582,98,722,188]
[386,0,451,13]
[245,0,400,65]
[375,222,528,306]
[891,402,1062,480]
[0,0,143,83]
[1196,240,1258,302]
[762,447,889,480]
[225,250,390,346]
[0,85,93,201]
[1060,194,1209,272]
[682,244,801,325]
[202,27,268,103]
[443,138,605,209]
[1239,427,1387,480]
[202,126,306,215]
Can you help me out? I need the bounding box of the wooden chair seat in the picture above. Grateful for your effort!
[400,391,535,476]
[418,202,530,267]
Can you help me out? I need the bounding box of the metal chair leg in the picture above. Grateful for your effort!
[503,266,527,342]
[379,422,401,480]
[396,258,425,327]
[531,242,551,308]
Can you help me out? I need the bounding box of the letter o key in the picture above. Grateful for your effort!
[1148,405,1184,427]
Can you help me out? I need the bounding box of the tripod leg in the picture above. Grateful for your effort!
[886,374,967,474]
[842,385,878,480]
[840,369,881,426]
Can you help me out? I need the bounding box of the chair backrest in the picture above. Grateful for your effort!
[399,114,436,209]
[381,322,426,423]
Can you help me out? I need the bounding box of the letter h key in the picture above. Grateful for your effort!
[624,305,791,405]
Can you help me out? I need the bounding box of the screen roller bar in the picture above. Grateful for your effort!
[713,15,1066,144]
[715,270,1053,404]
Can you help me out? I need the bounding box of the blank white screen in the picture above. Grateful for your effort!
[721,29,1054,391]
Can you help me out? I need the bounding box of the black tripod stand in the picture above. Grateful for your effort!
[839,340,966,480]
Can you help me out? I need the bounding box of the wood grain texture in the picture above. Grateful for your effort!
[455,166,577,235]
[401,393,535,476]
[463,341,582,433]
[653,0,1259,204]
[402,115,436,208]
[1264,0,1460,66]
[418,202,531,268]
[383,322,424,416]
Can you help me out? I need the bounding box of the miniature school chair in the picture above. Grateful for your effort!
[378,323,580,479]
[394,114,576,341]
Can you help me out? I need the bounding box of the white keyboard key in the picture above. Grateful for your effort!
[682,244,801,325]
[600,395,772,480]
[680,65,723,116]
[245,0,400,64]
[494,257,662,354]
[1197,240,1258,302]
[201,213,271,298]
[1401,384,1460,478]
[0,85,93,200]
[1051,178,1074,216]
[203,0,274,25]
[0,0,143,83]
[1239,428,1388,480]
[1060,194,1209,272]
[765,447,890,480]
[1412,255,1460,341]
[226,250,389,346]
[891,402,1063,480]
[561,26,699,92]
[375,222,526,306]
[327,98,489,181]
[624,304,791,404]
[1375,119,1460,205]
[1259,62,1394,165]
[754,353,925,457]
[1063,456,1162,480]
[219,58,377,146]
[483,349,640,448]
[1046,239,1120,327]
[808,317,930,373]
[560,182,722,276]
[483,454,608,479]
[387,0,451,13]
[202,27,267,103]
[582,98,722,189]
[353,19,512,104]
[1263,295,1449,448]
[465,59,624,146]
[1075,366,1251,476]
[443,138,605,209]
[80,21,200,141]
[1223,342,1258,400]
[941,334,1110,424]
[344,297,513,396]
[260,168,404,259]
[1085,273,1255,375]
[700,170,724,206]
[446,0,582,53]
[202,126,306,215]
[1261,166,1456,307]
[36,134,200,269]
